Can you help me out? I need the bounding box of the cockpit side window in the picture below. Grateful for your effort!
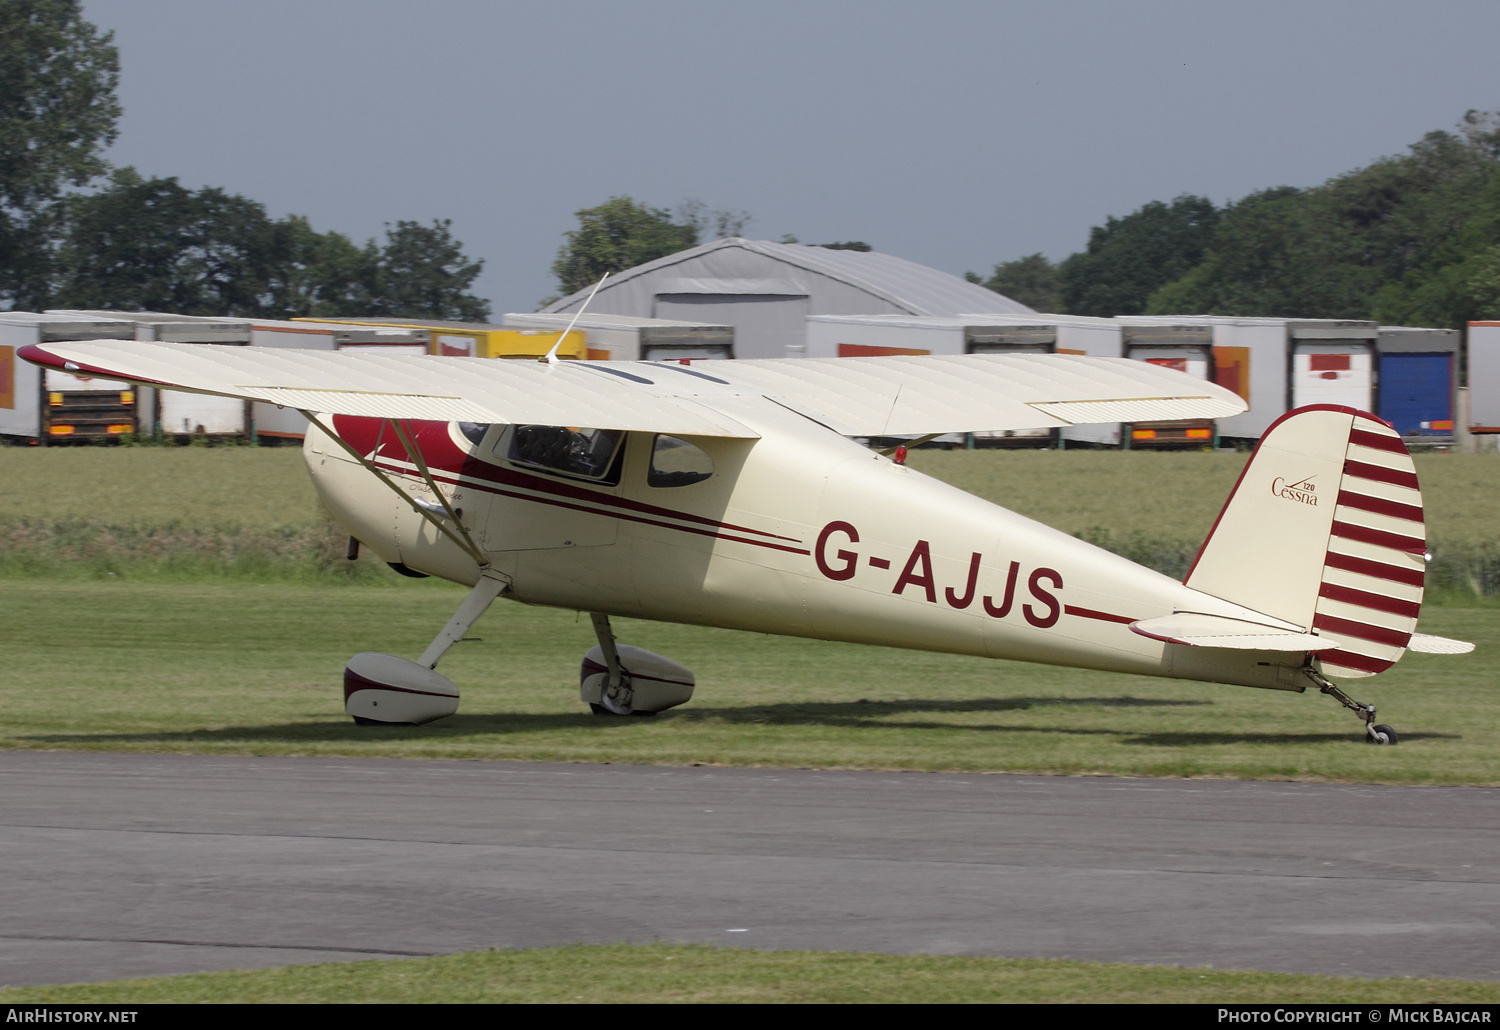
[505,425,625,484]
[648,435,714,488]
[456,422,490,446]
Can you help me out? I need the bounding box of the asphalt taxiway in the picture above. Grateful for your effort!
[1,751,1496,987]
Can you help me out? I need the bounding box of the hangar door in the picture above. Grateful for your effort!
[653,294,808,360]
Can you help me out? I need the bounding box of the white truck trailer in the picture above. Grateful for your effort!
[1467,322,1500,437]
[47,311,255,438]
[503,312,734,362]
[805,313,1123,446]
[1115,316,1379,444]
[0,313,139,443]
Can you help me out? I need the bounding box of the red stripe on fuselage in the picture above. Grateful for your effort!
[331,415,801,544]
[1064,605,1136,625]
[373,458,811,557]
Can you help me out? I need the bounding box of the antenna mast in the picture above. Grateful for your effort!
[541,272,610,364]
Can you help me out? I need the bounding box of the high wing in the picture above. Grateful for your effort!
[21,340,759,438]
[708,354,1245,435]
[21,341,1246,436]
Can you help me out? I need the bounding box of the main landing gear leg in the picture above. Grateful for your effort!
[1306,666,1398,745]
[586,613,635,716]
[345,570,511,726]
[579,613,697,717]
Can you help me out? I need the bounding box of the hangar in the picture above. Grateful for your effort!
[541,237,1035,359]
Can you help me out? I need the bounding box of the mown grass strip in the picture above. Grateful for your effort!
[3,943,1497,1004]
[2,581,1495,784]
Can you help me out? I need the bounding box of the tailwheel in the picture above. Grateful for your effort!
[1306,666,1397,745]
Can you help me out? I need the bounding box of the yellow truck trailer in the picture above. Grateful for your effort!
[297,318,585,360]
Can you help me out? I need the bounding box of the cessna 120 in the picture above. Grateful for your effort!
[20,338,1473,743]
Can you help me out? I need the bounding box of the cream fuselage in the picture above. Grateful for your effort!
[305,400,1312,694]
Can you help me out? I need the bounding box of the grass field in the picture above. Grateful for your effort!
[0,445,1495,781]
[4,943,1498,1004]
[1,447,1495,1001]
[1,578,1494,782]
[2,445,1496,594]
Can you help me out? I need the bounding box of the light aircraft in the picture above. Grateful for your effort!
[20,339,1473,743]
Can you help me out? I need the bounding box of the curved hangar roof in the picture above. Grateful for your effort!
[546,239,1038,320]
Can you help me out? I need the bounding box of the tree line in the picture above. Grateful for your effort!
[0,1,490,321]
[968,110,1500,328]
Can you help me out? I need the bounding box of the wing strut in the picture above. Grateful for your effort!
[300,410,489,569]
[387,418,487,563]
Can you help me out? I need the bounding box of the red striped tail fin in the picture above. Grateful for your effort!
[1185,406,1424,679]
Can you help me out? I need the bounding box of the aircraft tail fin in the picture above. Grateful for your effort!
[1185,406,1430,679]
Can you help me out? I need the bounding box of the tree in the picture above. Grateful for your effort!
[0,0,120,308]
[1371,162,1500,327]
[1148,118,1500,321]
[52,168,283,315]
[816,241,872,252]
[50,172,492,320]
[261,215,375,320]
[1057,195,1221,316]
[969,253,1061,312]
[0,0,119,214]
[552,196,699,296]
[361,219,489,322]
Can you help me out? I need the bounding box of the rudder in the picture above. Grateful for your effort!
[1185,406,1425,679]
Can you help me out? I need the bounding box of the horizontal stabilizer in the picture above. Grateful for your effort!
[1406,633,1476,655]
[1130,612,1343,651]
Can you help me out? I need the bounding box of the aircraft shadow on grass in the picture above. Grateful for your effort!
[28,694,1456,747]
[1121,729,1459,746]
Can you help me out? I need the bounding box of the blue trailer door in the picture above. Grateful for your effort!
[1379,352,1452,435]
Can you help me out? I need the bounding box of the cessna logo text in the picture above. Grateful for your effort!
[1271,476,1318,506]
[814,521,1062,628]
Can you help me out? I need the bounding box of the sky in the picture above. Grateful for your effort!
[81,0,1500,316]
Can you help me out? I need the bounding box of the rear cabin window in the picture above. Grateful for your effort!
[648,435,713,488]
[505,425,624,483]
